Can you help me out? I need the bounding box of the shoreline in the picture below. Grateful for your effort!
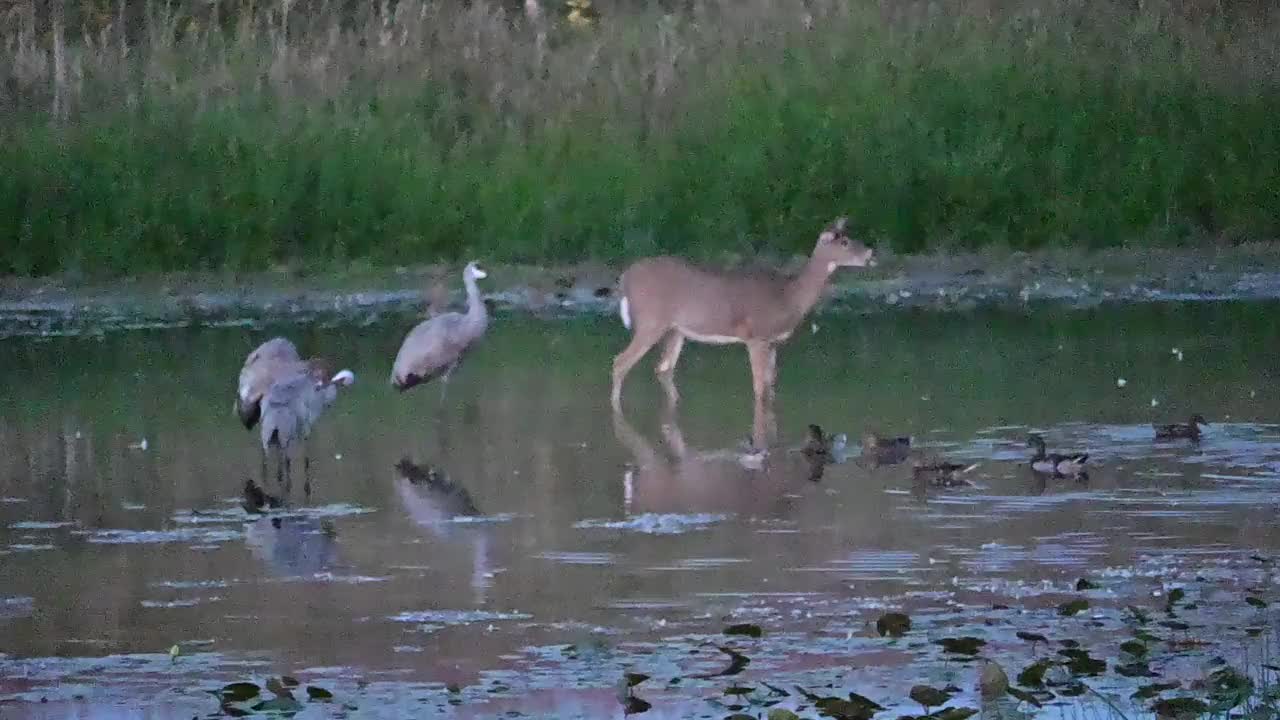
[4,244,1280,338]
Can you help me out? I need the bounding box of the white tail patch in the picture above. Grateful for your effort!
[619,295,632,330]
[332,370,356,386]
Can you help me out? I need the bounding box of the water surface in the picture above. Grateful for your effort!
[2,302,1280,717]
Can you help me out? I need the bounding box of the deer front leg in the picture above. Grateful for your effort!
[746,340,772,410]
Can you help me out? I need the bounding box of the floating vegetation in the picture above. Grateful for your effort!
[1017,660,1052,688]
[693,646,751,679]
[1075,578,1099,591]
[1058,599,1090,616]
[1016,631,1048,646]
[1151,697,1209,718]
[876,612,912,638]
[723,623,763,639]
[935,637,985,656]
[1245,596,1268,609]
[908,684,953,712]
[1206,667,1253,711]
[1133,682,1182,700]
[1120,640,1149,658]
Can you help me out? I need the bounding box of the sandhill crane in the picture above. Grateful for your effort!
[390,261,490,399]
[235,337,302,429]
[260,365,356,496]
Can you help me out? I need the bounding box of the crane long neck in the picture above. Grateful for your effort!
[463,273,486,321]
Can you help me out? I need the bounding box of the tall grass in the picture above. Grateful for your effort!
[1,0,1278,276]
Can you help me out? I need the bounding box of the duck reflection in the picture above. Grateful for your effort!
[394,457,492,605]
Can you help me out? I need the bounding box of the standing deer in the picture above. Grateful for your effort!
[610,217,875,414]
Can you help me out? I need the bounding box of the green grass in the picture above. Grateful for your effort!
[1,0,1278,276]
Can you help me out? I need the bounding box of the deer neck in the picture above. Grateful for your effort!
[783,254,836,321]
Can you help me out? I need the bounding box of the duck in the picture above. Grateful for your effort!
[1027,434,1089,478]
[1153,414,1208,441]
[241,477,283,513]
[861,431,911,466]
[802,424,848,461]
[912,459,976,488]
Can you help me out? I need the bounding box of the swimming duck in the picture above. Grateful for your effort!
[912,459,975,488]
[862,431,911,466]
[802,424,848,461]
[1153,414,1208,441]
[1027,434,1089,478]
[241,477,283,513]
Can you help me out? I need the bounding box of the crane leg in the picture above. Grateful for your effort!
[283,453,292,496]
[303,441,313,499]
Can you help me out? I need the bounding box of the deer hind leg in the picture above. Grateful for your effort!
[654,333,685,408]
[611,325,666,413]
[746,341,778,448]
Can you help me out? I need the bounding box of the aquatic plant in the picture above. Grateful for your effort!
[0,0,1279,275]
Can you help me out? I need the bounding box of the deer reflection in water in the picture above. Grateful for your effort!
[394,458,493,605]
[611,403,830,519]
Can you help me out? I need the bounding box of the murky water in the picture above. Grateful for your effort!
[3,302,1280,718]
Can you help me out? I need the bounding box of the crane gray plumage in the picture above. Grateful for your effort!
[260,367,356,493]
[235,337,303,429]
[391,261,489,393]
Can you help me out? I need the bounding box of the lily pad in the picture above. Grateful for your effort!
[1075,578,1098,591]
[935,637,985,655]
[768,711,801,720]
[1116,661,1158,678]
[816,696,879,720]
[251,696,303,714]
[625,673,650,688]
[1057,683,1087,697]
[909,685,952,709]
[1120,640,1148,658]
[1057,599,1090,616]
[280,676,299,688]
[724,623,763,638]
[876,612,912,638]
[1133,682,1181,700]
[266,677,294,699]
[1015,631,1048,645]
[220,683,261,703]
[1207,667,1253,711]
[1017,660,1052,688]
[305,686,334,701]
[694,646,751,679]
[1006,687,1043,708]
[622,695,652,714]
[1246,596,1268,609]
[1152,697,1208,718]
[1127,606,1152,624]
[931,708,977,720]
[1167,588,1186,605]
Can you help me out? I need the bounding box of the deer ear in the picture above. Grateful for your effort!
[818,230,836,244]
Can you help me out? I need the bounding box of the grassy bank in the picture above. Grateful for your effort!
[1,0,1278,276]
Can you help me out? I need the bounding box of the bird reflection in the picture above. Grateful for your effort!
[244,515,339,578]
[394,457,492,605]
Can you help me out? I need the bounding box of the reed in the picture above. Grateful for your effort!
[1,0,1278,276]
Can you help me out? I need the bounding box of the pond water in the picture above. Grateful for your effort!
[2,302,1280,718]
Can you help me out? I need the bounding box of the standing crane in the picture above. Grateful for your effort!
[260,364,356,497]
[390,261,490,399]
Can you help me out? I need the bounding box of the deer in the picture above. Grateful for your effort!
[609,217,875,414]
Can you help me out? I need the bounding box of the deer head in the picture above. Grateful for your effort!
[813,217,875,271]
